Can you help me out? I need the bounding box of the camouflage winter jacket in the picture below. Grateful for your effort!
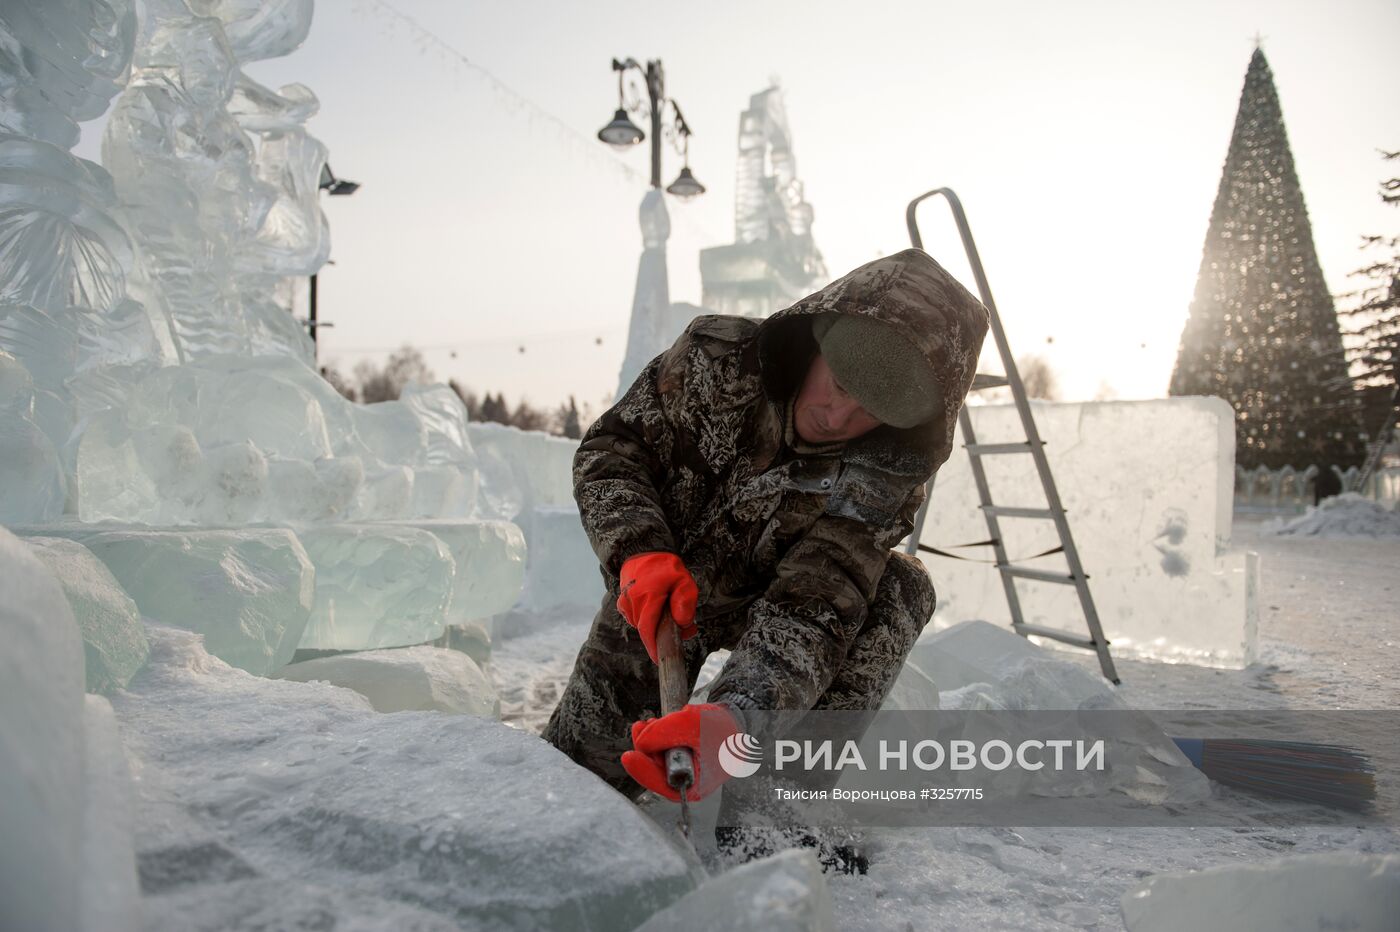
[573,248,989,714]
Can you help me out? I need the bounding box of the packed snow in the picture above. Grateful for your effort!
[275,645,500,716]
[1263,492,1400,539]
[490,516,1400,930]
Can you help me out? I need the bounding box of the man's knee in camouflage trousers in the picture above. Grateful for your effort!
[541,249,989,822]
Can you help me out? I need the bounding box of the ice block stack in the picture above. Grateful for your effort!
[1,0,531,682]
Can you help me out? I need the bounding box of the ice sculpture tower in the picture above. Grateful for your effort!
[614,189,676,400]
[700,85,826,319]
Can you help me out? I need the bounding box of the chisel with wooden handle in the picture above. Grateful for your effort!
[654,606,696,836]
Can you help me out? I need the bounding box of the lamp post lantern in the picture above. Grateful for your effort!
[597,58,704,199]
[601,58,706,399]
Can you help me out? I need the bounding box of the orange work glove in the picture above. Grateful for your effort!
[620,702,744,802]
[617,552,699,664]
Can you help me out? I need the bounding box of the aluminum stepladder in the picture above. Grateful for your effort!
[901,187,1120,684]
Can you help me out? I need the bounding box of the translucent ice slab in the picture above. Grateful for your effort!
[634,849,835,932]
[1121,852,1400,932]
[386,519,526,624]
[917,397,1257,666]
[71,354,489,524]
[25,536,148,693]
[277,646,499,717]
[0,404,66,523]
[296,524,455,651]
[26,526,314,675]
[466,421,576,519]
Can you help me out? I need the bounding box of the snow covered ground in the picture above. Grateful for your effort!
[482,514,1400,930]
[67,511,1395,930]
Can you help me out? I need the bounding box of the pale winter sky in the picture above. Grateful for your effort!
[77,0,1400,413]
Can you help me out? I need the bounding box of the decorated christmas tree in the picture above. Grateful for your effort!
[1170,48,1362,469]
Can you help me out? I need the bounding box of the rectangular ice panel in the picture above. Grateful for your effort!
[296,524,455,651]
[916,397,1257,666]
[384,519,526,624]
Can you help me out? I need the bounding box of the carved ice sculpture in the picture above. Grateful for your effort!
[0,0,152,522]
[102,0,323,362]
[0,0,498,527]
[1,1,537,669]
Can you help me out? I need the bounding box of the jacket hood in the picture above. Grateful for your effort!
[755,247,991,481]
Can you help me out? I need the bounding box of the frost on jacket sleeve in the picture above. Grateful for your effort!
[572,353,682,584]
[706,461,927,735]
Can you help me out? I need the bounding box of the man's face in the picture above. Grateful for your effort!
[793,353,883,444]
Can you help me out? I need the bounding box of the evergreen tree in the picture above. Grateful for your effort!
[1338,151,1400,400]
[448,379,482,420]
[1169,48,1362,469]
[561,395,582,439]
[478,392,509,424]
[510,398,549,432]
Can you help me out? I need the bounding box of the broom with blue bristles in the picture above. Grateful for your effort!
[1170,737,1377,811]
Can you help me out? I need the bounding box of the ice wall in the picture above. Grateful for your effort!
[917,397,1257,666]
[465,422,606,618]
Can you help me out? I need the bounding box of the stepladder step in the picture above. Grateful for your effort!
[971,373,1009,390]
[965,441,1041,455]
[998,564,1085,585]
[982,505,1057,519]
[1012,622,1103,650]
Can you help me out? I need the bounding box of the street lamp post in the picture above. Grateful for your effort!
[598,58,705,398]
[310,162,360,362]
[597,58,705,200]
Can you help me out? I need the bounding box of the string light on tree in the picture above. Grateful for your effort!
[1168,47,1362,469]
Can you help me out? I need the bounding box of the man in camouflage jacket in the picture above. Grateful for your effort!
[542,248,989,809]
